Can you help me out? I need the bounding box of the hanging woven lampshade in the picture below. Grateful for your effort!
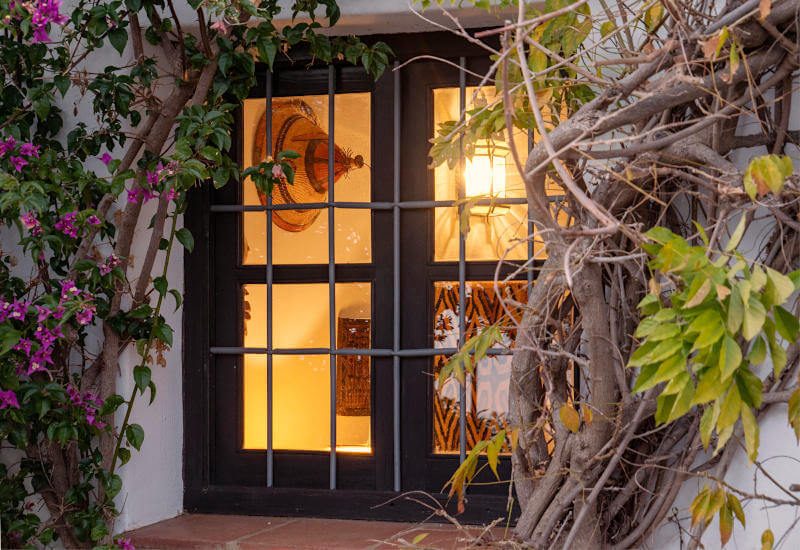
[253,99,365,232]
[335,313,371,417]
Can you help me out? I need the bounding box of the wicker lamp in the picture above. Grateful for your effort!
[336,311,371,417]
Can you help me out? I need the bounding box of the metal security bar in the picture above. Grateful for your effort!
[215,61,558,493]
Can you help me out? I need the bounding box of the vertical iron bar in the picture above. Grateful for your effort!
[457,57,467,465]
[527,129,534,292]
[265,70,274,487]
[327,65,337,490]
[392,61,402,492]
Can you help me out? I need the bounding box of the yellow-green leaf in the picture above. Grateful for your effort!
[727,493,745,527]
[717,386,742,431]
[600,20,616,38]
[788,388,800,442]
[694,368,724,405]
[724,215,747,253]
[729,44,740,81]
[412,533,429,545]
[764,267,795,306]
[727,286,744,333]
[742,297,767,341]
[559,405,580,433]
[719,336,742,381]
[741,405,759,462]
[762,528,774,550]
[719,503,734,546]
[685,278,712,309]
[747,336,767,365]
[690,485,712,526]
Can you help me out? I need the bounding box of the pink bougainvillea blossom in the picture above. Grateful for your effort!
[20,211,43,236]
[54,211,78,238]
[100,152,113,166]
[0,136,15,156]
[0,389,19,410]
[210,20,229,35]
[99,254,121,276]
[30,0,68,43]
[19,142,40,158]
[75,303,96,326]
[60,279,79,300]
[87,214,101,226]
[9,155,27,172]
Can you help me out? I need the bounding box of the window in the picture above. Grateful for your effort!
[184,33,563,520]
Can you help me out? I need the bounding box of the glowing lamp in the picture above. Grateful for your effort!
[464,141,509,216]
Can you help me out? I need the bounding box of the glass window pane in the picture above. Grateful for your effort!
[241,94,371,265]
[431,281,527,454]
[243,282,371,349]
[433,87,529,262]
[242,283,371,452]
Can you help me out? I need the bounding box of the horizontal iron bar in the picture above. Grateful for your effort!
[208,346,515,357]
[209,196,564,213]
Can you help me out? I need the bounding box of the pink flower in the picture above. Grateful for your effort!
[30,0,68,43]
[146,167,160,186]
[0,389,19,410]
[165,188,177,201]
[60,279,79,300]
[19,142,40,158]
[100,152,113,166]
[210,20,228,35]
[127,188,140,203]
[99,254,121,275]
[9,155,27,172]
[75,304,95,326]
[0,137,15,156]
[116,537,135,550]
[87,214,101,226]
[54,210,78,238]
[271,164,285,179]
[20,211,42,235]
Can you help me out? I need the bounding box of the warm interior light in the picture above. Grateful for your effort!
[464,142,508,216]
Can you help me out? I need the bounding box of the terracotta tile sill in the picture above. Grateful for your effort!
[125,513,508,549]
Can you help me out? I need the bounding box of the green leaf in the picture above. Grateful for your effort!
[0,325,22,355]
[747,336,767,365]
[108,28,128,54]
[742,296,766,340]
[153,322,173,347]
[700,405,717,449]
[153,275,168,296]
[763,267,795,307]
[134,365,151,393]
[719,336,742,381]
[727,285,744,333]
[788,388,800,442]
[727,493,745,527]
[629,337,683,367]
[774,305,800,341]
[734,369,763,408]
[176,227,194,252]
[741,405,759,462]
[600,20,616,38]
[693,368,723,405]
[717,386,742,432]
[684,278,712,309]
[633,353,686,392]
[169,289,183,312]
[724,215,747,252]
[125,423,145,451]
[412,533,429,545]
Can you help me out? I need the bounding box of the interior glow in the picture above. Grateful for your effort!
[465,149,506,199]
[242,283,372,452]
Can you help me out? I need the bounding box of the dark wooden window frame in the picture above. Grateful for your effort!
[183,30,541,523]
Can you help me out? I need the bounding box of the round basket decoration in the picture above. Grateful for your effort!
[253,99,364,232]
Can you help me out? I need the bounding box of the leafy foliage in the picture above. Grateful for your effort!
[630,227,799,462]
